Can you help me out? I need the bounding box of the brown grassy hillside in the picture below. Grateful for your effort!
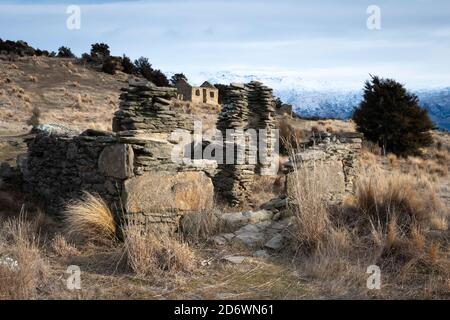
[0,56,126,134]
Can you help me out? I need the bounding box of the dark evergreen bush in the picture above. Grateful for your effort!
[353,76,434,156]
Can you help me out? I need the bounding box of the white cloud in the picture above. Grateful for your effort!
[1,0,450,89]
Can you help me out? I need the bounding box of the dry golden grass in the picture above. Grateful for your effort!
[279,117,304,152]
[0,57,122,133]
[50,234,79,257]
[250,175,285,208]
[353,165,445,232]
[286,147,449,298]
[63,192,117,245]
[123,221,195,278]
[180,209,222,244]
[288,163,332,253]
[0,215,48,299]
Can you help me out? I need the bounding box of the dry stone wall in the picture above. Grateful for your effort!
[20,129,124,215]
[285,132,363,203]
[19,80,215,231]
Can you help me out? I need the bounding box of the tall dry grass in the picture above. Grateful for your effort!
[279,117,304,153]
[123,221,195,278]
[288,162,332,253]
[63,192,117,245]
[180,209,222,244]
[286,144,449,297]
[0,214,48,299]
[353,166,444,233]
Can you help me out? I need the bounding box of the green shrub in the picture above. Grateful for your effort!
[353,76,434,156]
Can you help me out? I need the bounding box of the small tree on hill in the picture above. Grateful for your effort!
[170,73,188,85]
[57,46,75,58]
[90,43,110,61]
[134,57,170,87]
[121,55,135,74]
[102,57,117,75]
[353,76,434,156]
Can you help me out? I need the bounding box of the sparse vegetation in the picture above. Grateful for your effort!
[90,43,110,61]
[26,106,41,127]
[102,57,117,75]
[285,144,449,298]
[121,54,135,74]
[279,117,304,154]
[288,163,332,253]
[180,209,222,244]
[0,215,48,299]
[123,221,195,278]
[170,73,188,85]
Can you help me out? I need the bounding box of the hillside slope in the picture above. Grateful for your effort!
[0,56,127,134]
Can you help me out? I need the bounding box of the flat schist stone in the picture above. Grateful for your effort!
[122,171,214,213]
[98,144,134,179]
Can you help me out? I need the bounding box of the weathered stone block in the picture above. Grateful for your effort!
[98,144,134,180]
[122,171,214,214]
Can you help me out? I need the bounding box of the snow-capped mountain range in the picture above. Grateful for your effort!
[186,71,450,131]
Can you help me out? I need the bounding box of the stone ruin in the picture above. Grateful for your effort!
[18,80,215,230]
[215,82,278,206]
[284,131,363,203]
[2,79,363,231]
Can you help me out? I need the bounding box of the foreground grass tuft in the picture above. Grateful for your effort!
[0,215,48,299]
[123,221,195,278]
[63,192,117,245]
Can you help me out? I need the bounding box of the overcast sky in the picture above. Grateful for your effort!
[1,0,450,89]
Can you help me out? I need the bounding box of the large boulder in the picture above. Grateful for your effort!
[122,171,214,214]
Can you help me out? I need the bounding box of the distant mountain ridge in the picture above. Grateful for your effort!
[188,71,450,131]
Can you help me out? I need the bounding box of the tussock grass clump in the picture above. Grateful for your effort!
[123,221,195,278]
[0,215,48,299]
[353,167,444,233]
[180,210,222,244]
[50,234,79,257]
[63,192,117,245]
